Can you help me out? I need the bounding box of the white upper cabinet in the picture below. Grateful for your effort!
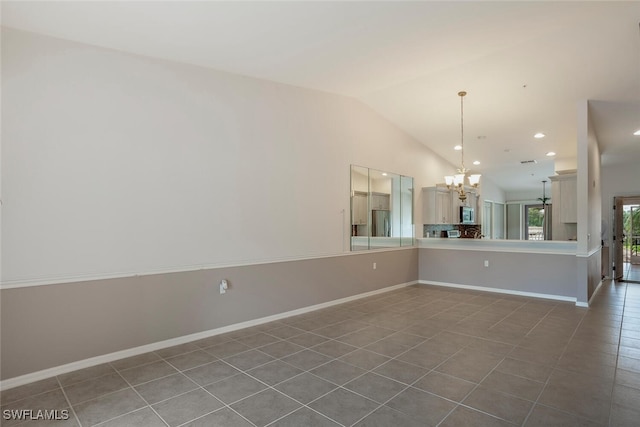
[423,186,452,224]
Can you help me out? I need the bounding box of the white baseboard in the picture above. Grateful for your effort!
[585,279,605,307]
[418,280,579,304]
[0,280,416,391]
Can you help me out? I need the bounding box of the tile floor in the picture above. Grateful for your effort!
[622,263,640,283]
[2,282,640,426]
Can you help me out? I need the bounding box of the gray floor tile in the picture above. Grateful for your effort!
[230,389,301,427]
[164,350,217,371]
[155,342,201,359]
[110,352,162,371]
[74,388,146,427]
[385,387,456,426]
[118,360,178,386]
[495,357,553,382]
[183,360,241,386]
[235,333,281,348]
[463,386,533,425]
[344,372,407,403]
[610,402,640,427]
[152,388,223,427]
[274,372,337,404]
[258,341,305,358]
[615,368,640,390]
[0,377,60,406]
[412,371,476,402]
[182,407,253,427]
[373,359,428,385]
[1,388,68,413]
[9,414,79,427]
[58,364,116,387]
[269,407,340,427]
[363,339,410,358]
[439,405,515,427]
[524,404,604,427]
[339,349,391,370]
[286,333,330,348]
[205,341,252,358]
[134,373,199,404]
[281,349,332,371]
[191,334,233,349]
[63,372,129,405]
[204,373,268,404]
[480,369,544,401]
[537,368,613,424]
[246,360,303,386]
[308,388,379,426]
[311,340,358,358]
[310,360,366,386]
[223,349,275,371]
[97,407,166,427]
[395,347,450,370]
[436,349,503,382]
[353,405,424,427]
[266,325,305,340]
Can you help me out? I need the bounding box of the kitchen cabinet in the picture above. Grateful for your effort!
[422,186,452,224]
[550,173,577,223]
[371,193,390,210]
[352,192,368,225]
[550,172,577,241]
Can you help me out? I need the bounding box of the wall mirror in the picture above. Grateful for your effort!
[350,165,414,251]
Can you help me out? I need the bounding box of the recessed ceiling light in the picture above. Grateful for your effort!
[473,160,480,165]
[634,129,640,136]
[534,133,546,139]
[381,172,387,176]
[454,145,462,151]
[546,151,556,157]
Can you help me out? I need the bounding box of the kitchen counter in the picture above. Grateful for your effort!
[418,238,577,255]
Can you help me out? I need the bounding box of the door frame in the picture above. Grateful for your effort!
[612,195,640,281]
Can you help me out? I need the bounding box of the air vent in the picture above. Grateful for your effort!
[520,160,538,164]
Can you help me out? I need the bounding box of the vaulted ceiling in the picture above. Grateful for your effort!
[3,1,639,193]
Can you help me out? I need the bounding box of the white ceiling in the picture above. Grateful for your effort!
[3,1,640,193]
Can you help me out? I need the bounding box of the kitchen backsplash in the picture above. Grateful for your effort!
[423,224,482,238]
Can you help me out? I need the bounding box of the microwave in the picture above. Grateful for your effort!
[460,206,475,224]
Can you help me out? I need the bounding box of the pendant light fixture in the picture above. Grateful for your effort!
[538,180,551,240]
[445,91,481,202]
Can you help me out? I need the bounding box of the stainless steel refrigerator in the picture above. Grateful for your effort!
[372,210,390,237]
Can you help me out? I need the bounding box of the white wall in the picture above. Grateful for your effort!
[1,28,455,285]
[576,101,602,255]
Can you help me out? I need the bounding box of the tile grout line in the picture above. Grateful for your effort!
[55,376,83,427]
[519,302,589,426]
[608,280,627,427]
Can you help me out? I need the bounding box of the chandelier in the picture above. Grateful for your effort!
[445,91,481,202]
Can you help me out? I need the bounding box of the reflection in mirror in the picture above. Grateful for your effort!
[350,165,414,251]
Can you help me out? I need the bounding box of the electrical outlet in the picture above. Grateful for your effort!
[219,279,228,294]
[373,262,377,270]
[484,260,489,267]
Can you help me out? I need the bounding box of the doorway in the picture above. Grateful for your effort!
[613,196,640,283]
[524,204,552,240]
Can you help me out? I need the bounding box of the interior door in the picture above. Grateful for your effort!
[614,197,624,281]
